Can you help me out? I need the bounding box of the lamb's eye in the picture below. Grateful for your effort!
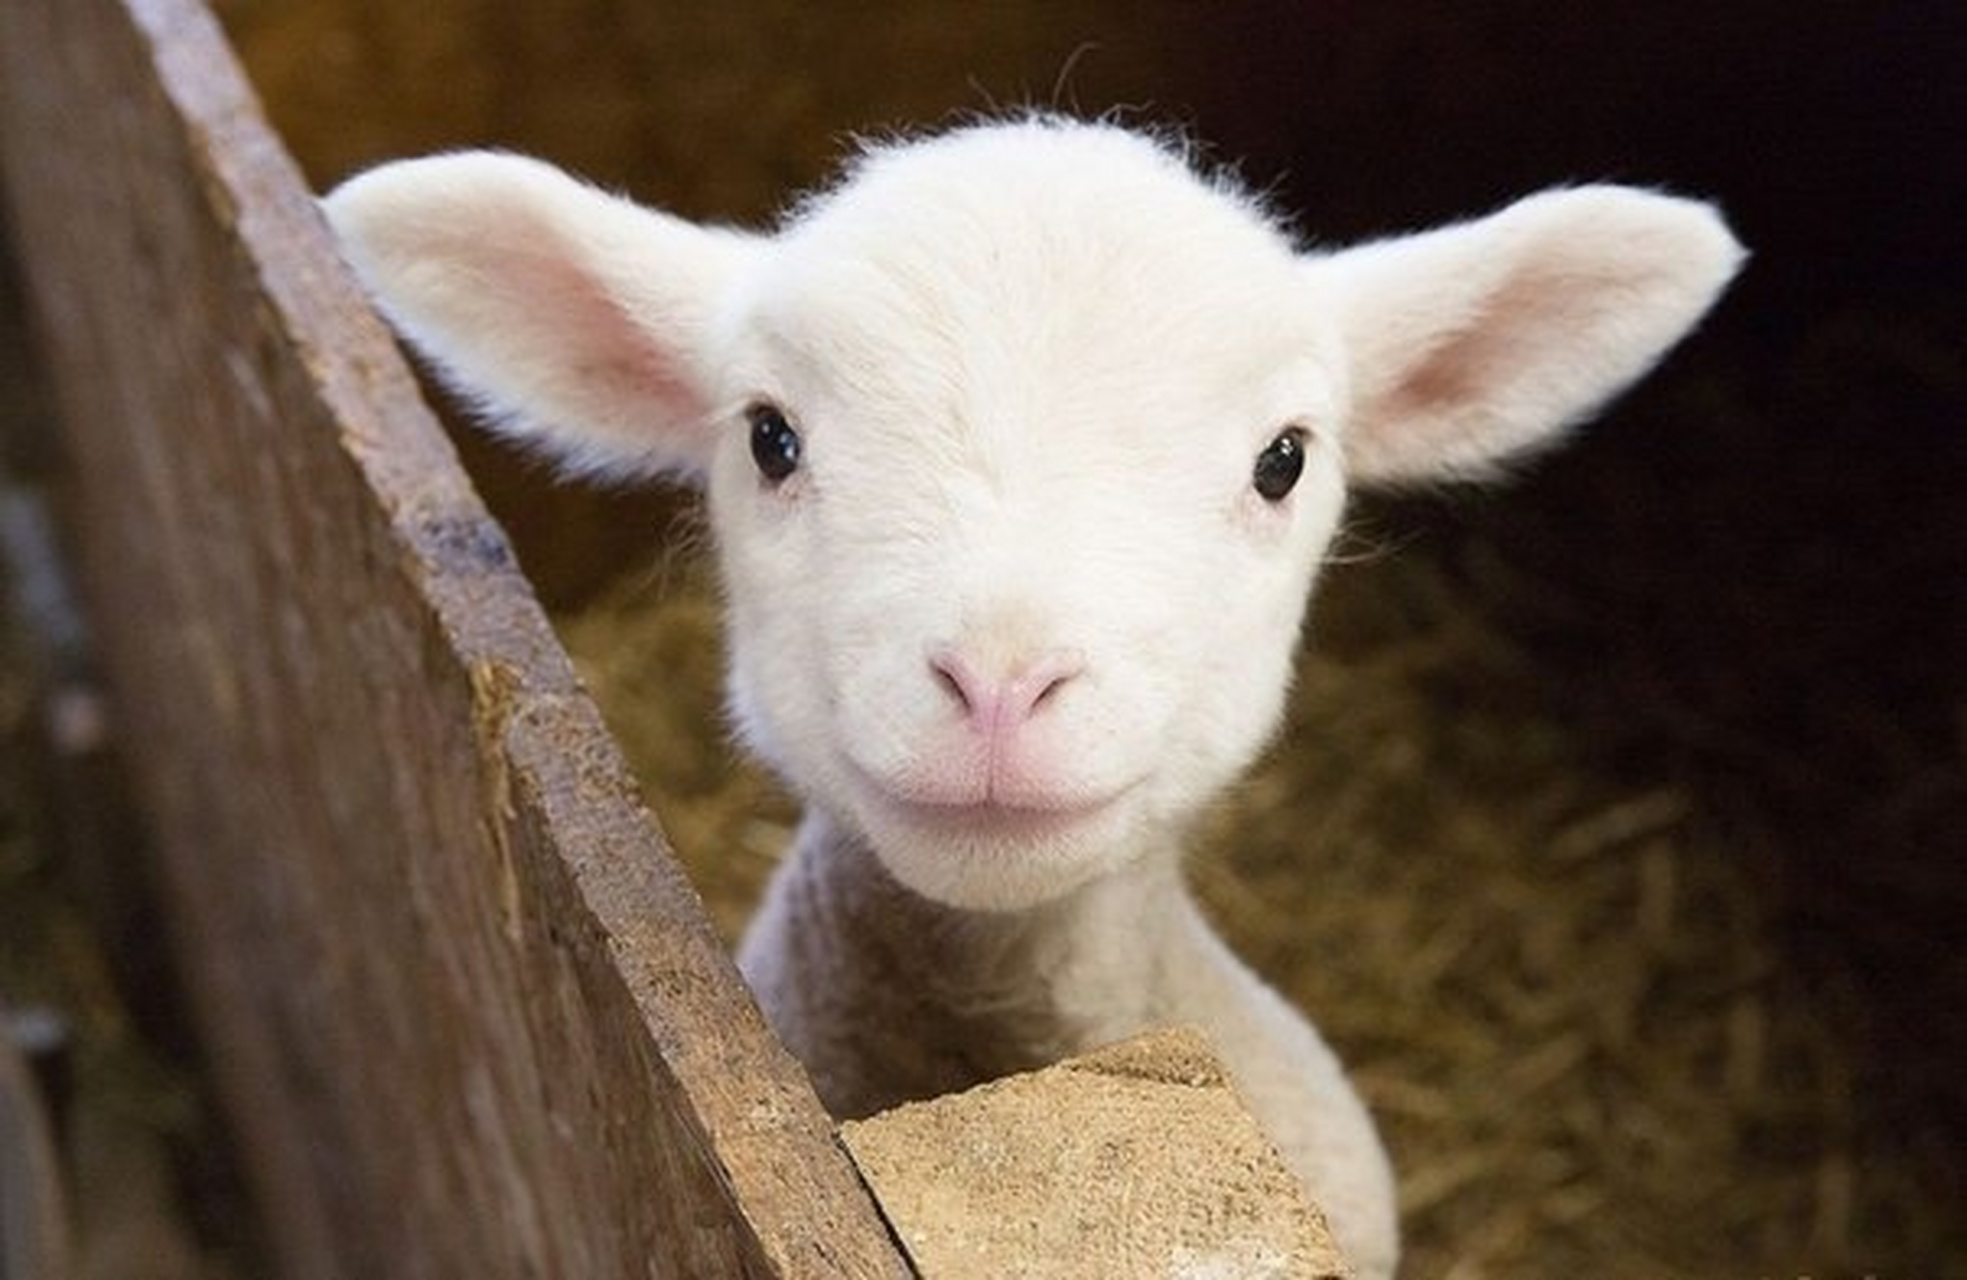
[748,403,802,483]
[1252,428,1308,502]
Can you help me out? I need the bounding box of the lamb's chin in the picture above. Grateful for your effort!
[851,787,1139,912]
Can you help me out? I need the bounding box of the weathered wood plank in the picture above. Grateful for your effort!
[0,1,910,1275]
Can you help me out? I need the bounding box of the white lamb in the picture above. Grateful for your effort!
[325,117,1742,1277]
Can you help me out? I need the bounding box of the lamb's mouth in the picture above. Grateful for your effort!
[848,764,1137,844]
[893,797,1112,840]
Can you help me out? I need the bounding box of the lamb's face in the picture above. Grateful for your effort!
[706,131,1348,910]
[325,118,1742,912]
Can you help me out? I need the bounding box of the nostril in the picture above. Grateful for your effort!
[1020,657,1082,717]
[929,649,984,719]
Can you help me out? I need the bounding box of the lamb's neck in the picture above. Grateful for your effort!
[743,809,1212,1115]
[819,811,1198,1033]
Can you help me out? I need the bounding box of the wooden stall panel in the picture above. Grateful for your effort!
[0,0,909,1276]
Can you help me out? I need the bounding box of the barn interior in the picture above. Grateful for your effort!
[3,3,1960,1276]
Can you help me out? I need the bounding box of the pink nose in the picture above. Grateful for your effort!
[930,647,1084,740]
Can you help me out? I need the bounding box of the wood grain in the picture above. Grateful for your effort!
[842,1029,1352,1280]
[0,1,910,1274]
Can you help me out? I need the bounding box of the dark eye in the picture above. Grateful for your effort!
[748,403,802,483]
[1252,428,1308,502]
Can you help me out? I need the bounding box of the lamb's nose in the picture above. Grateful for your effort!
[931,647,1084,739]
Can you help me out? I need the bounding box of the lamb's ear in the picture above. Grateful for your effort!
[1311,185,1745,484]
[324,152,763,484]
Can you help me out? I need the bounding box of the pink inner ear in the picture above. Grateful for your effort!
[1380,338,1481,431]
[1335,185,1742,486]
[1350,256,1677,481]
[1379,266,1572,437]
[505,239,711,431]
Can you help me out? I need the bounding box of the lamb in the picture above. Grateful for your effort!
[324,117,1743,1278]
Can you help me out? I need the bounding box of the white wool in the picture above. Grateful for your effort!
[325,117,1744,1278]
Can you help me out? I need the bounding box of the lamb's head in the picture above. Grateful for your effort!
[326,118,1743,911]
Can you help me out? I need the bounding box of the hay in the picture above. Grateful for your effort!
[558,488,1962,1276]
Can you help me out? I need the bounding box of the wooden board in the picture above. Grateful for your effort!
[843,1029,1352,1279]
[0,1,910,1275]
